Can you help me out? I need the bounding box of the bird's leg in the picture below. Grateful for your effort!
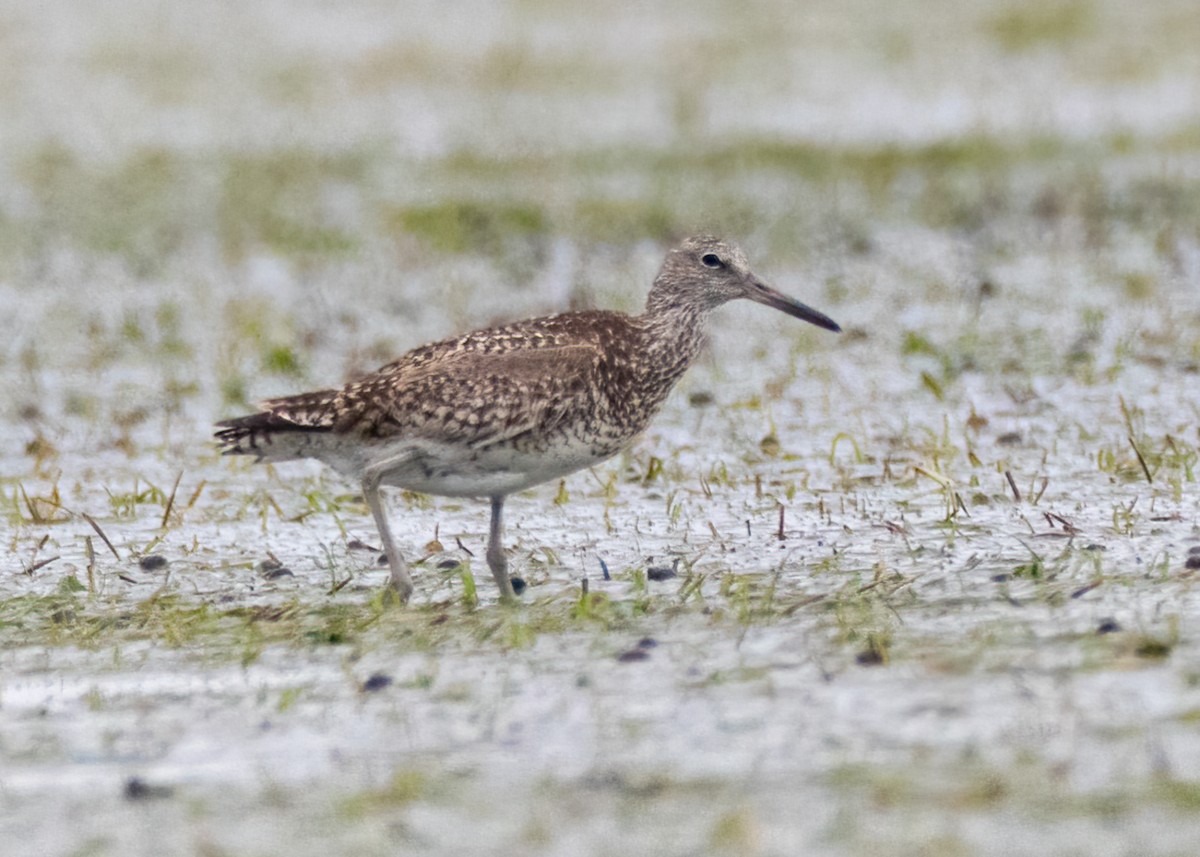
[486,495,517,602]
[361,462,414,602]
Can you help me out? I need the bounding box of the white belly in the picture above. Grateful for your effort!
[315,434,619,498]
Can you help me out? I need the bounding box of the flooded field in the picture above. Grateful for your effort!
[2,1,1199,855]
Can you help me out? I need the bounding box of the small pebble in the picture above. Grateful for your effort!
[1188,546,1200,556]
[636,637,658,649]
[996,432,1023,446]
[1096,619,1121,634]
[510,577,527,595]
[258,559,293,579]
[436,558,462,571]
[362,673,393,692]
[990,573,1011,583]
[647,558,680,582]
[855,648,885,666]
[617,649,650,663]
[124,777,173,801]
[138,554,168,571]
[1186,556,1200,570]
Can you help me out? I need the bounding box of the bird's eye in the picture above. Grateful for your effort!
[701,253,725,269]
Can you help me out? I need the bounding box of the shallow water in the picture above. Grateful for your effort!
[3,1,1200,855]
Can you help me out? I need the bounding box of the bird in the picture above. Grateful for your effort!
[215,235,840,604]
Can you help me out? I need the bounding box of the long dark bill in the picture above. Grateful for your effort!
[747,279,841,333]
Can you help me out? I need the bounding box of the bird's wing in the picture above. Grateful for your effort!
[332,342,604,448]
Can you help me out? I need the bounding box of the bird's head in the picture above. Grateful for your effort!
[647,235,841,333]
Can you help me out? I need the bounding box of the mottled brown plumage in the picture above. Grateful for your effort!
[216,236,839,603]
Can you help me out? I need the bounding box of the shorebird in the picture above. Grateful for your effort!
[215,236,839,603]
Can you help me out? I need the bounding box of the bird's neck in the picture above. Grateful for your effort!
[633,299,710,393]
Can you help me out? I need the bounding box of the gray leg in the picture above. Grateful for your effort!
[362,467,414,602]
[486,495,517,602]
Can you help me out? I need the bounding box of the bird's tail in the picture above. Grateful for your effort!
[215,389,341,459]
